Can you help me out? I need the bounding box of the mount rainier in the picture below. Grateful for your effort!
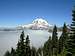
[17,17,53,30]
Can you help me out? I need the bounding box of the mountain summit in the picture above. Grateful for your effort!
[17,17,53,30]
[32,18,49,25]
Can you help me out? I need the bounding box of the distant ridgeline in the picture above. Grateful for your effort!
[0,17,70,32]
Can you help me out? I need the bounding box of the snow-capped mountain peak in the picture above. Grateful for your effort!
[32,18,48,25]
[17,17,53,30]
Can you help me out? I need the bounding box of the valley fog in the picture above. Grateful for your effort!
[0,29,62,56]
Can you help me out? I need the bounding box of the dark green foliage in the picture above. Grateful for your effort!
[31,47,37,56]
[52,25,58,48]
[10,48,16,56]
[59,35,63,54]
[4,31,32,56]
[16,41,21,56]
[52,25,58,56]
[37,47,43,56]
[16,31,31,56]
[58,23,68,54]
[16,31,26,56]
[4,51,11,56]
[62,23,68,47]
[66,9,75,56]
[25,35,31,56]
[43,36,52,56]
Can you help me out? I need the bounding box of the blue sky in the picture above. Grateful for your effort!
[0,0,72,27]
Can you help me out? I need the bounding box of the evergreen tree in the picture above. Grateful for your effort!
[43,36,52,56]
[48,36,52,56]
[37,47,43,56]
[58,23,68,54]
[10,47,16,56]
[31,47,36,56]
[66,9,75,56]
[62,23,68,47]
[25,35,31,56]
[16,31,26,56]
[59,35,63,54]
[52,25,58,56]
[4,50,11,56]
[4,31,32,56]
